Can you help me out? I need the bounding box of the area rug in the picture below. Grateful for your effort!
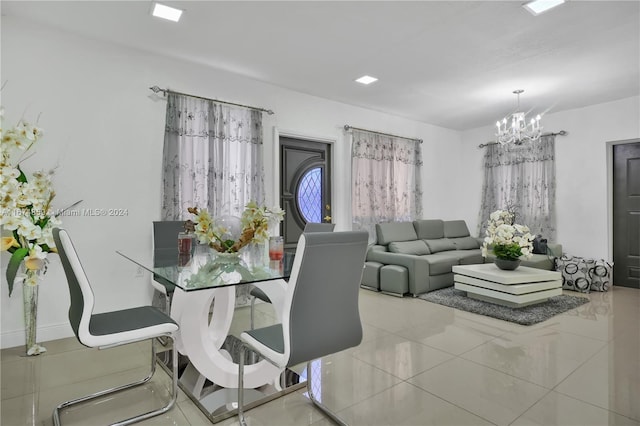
[419,287,589,326]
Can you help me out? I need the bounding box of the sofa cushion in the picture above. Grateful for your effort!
[424,238,457,253]
[458,252,484,265]
[450,236,480,250]
[388,240,431,255]
[422,253,460,275]
[376,222,418,245]
[413,219,444,239]
[444,220,471,238]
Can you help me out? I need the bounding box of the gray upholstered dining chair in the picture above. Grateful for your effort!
[302,222,336,233]
[237,231,369,426]
[248,222,335,329]
[151,220,186,314]
[52,228,179,426]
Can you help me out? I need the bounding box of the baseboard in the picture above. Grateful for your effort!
[1,323,74,350]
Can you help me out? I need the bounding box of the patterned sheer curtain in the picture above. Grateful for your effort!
[351,130,423,241]
[161,93,264,220]
[477,135,556,240]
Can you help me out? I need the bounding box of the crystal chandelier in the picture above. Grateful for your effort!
[495,90,542,145]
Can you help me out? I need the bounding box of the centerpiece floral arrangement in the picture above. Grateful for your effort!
[1,106,62,297]
[481,209,534,261]
[187,201,285,253]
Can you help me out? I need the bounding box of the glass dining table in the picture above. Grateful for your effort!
[117,246,304,423]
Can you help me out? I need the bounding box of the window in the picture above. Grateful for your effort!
[297,167,322,223]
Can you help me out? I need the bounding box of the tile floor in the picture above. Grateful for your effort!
[2,286,639,426]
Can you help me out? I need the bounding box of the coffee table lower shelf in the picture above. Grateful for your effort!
[454,281,562,308]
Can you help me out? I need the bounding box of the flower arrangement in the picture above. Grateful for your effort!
[481,209,534,261]
[187,201,285,253]
[1,106,62,296]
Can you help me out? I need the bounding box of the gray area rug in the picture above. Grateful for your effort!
[419,287,589,326]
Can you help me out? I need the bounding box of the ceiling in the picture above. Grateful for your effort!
[3,1,639,131]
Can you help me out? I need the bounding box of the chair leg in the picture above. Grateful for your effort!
[250,295,256,330]
[53,335,178,426]
[306,360,347,426]
[238,344,248,426]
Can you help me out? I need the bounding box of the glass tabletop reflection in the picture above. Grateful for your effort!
[117,248,293,291]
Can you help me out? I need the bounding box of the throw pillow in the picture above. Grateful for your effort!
[588,259,613,292]
[555,255,591,293]
[532,235,548,255]
[388,240,431,255]
[555,255,612,293]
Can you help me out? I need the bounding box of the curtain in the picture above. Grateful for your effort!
[477,135,556,240]
[351,130,423,241]
[161,93,264,220]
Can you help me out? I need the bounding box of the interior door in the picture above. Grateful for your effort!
[613,141,640,288]
[280,137,332,252]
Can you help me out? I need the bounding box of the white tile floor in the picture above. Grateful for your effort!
[2,286,639,426]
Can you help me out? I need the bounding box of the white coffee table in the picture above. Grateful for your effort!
[453,264,562,308]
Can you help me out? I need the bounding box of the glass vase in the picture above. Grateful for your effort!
[22,268,47,356]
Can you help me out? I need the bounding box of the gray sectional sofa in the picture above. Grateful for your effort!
[362,219,561,297]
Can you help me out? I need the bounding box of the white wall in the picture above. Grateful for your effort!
[459,96,640,260]
[0,16,461,348]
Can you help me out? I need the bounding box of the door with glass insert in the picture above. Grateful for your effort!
[280,137,332,251]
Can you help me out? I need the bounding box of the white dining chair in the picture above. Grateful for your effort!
[52,228,179,426]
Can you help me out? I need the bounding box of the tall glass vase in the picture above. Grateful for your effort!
[22,267,47,356]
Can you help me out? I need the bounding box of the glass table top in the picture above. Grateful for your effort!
[117,247,293,291]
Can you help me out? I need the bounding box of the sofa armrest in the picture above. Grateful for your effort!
[366,251,430,295]
[367,244,388,254]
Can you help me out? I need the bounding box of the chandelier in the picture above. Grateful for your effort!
[495,90,542,145]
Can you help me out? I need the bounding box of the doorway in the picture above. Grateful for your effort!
[279,137,332,252]
[612,140,640,288]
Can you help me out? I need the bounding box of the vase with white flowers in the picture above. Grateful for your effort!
[481,209,535,270]
[1,106,62,355]
[187,201,285,257]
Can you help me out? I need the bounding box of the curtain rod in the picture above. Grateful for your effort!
[149,86,275,115]
[344,125,423,143]
[477,130,567,148]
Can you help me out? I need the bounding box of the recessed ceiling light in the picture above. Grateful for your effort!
[355,75,378,85]
[152,2,183,22]
[523,0,565,16]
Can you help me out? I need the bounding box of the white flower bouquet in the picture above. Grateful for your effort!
[481,209,534,261]
[1,107,62,296]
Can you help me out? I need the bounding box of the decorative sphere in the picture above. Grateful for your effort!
[217,215,242,243]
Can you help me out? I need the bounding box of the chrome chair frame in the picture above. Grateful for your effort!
[238,347,346,426]
[52,228,179,426]
[53,336,178,426]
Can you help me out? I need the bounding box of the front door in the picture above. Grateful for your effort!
[613,141,640,288]
[280,137,332,252]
